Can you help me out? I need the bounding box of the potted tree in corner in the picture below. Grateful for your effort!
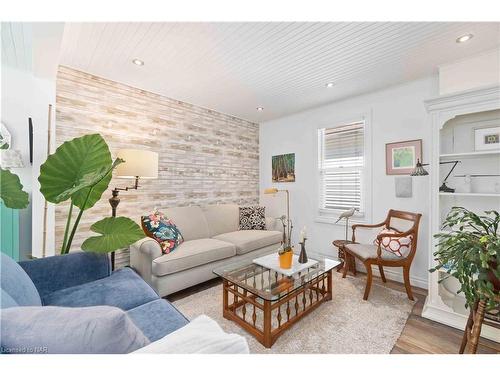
[430,206,500,352]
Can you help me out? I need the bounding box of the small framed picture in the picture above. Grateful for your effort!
[272,153,295,182]
[386,139,422,175]
[475,126,500,151]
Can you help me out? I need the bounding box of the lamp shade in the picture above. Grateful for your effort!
[115,149,158,179]
[264,188,279,194]
[410,159,429,176]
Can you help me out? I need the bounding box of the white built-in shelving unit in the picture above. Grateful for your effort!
[422,84,500,343]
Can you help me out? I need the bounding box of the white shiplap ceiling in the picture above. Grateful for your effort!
[59,22,500,122]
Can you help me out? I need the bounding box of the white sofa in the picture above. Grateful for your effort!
[130,204,281,297]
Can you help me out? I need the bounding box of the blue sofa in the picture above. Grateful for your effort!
[1,252,188,344]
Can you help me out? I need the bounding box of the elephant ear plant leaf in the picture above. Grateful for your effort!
[430,206,500,310]
[82,217,145,253]
[0,167,29,209]
[38,133,143,255]
[39,133,113,208]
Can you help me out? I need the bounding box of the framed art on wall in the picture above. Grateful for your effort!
[272,153,295,182]
[474,126,500,151]
[386,139,422,175]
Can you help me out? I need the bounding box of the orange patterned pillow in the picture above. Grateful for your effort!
[373,227,412,257]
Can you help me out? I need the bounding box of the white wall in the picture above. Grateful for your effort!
[1,22,62,259]
[1,65,56,259]
[439,48,500,95]
[259,76,439,288]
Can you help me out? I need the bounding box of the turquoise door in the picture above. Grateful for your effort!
[0,201,20,261]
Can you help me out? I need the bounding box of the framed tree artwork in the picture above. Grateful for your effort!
[272,153,295,182]
[386,139,422,175]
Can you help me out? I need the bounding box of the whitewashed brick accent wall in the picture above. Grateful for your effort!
[55,66,259,268]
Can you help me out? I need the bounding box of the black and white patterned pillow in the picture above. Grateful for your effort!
[239,206,266,230]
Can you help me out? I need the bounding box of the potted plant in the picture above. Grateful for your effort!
[0,133,145,256]
[430,207,500,310]
[277,215,293,269]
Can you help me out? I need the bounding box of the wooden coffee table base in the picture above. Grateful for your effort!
[222,270,333,348]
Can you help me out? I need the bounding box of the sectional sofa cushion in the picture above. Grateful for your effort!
[0,305,150,354]
[1,253,41,307]
[202,204,239,237]
[127,299,189,342]
[165,206,210,241]
[152,239,236,276]
[213,230,282,255]
[19,251,111,300]
[42,267,158,311]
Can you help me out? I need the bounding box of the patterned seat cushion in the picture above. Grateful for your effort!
[344,244,401,261]
[238,206,266,230]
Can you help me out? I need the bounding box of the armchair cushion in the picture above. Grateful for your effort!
[42,267,158,310]
[374,227,412,257]
[344,243,400,261]
[0,305,150,354]
[127,299,188,342]
[19,252,111,300]
[1,253,41,307]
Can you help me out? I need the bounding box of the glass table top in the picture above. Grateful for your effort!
[213,251,341,301]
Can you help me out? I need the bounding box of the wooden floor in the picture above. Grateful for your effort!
[169,270,500,354]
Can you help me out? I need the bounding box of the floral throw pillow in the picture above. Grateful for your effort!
[373,226,412,257]
[141,210,184,254]
[239,206,266,230]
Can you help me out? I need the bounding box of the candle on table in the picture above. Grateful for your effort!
[300,226,307,243]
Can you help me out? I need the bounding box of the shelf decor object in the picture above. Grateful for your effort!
[385,139,422,175]
[422,83,500,344]
[298,226,308,264]
[474,126,500,151]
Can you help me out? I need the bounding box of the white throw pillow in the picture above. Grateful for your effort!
[374,227,412,257]
[133,315,249,354]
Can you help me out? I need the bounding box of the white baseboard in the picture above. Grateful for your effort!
[373,267,428,290]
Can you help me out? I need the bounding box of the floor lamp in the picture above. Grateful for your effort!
[264,188,291,247]
[109,149,159,269]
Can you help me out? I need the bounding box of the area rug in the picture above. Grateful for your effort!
[172,272,416,354]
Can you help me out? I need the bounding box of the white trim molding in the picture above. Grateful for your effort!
[422,84,500,343]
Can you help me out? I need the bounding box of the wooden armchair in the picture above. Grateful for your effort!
[343,209,422,301]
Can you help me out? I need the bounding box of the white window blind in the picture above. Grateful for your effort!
[318,121,365,213]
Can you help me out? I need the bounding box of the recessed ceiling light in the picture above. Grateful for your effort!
[456,34,473,43]
[132,58,144,66]
[256,107,264,111]
[325,82,334,88]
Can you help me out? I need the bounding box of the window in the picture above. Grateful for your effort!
[318,121,366,215]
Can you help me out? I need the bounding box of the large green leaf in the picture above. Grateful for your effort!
[54,158,124,202]
[81,216,145,253]
[38,134,112,210]
[0,168,29,209]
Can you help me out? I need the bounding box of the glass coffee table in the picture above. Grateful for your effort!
[213,252,340,348]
